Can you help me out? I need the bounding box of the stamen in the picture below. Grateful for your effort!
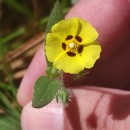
[67,52,76,57]
[75,36,82,42]
[62,43,66,50]
[78,45,83,53]
[66,35,73,40]
[69,43,75,49]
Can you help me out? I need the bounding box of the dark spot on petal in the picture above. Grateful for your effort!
[67,51,76,57]
[75,36,82,42]
[78,45,83,53]
[66,35,73,40]
[86,113,97,129]
[62,43,66,50]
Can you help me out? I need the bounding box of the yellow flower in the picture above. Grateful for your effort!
[45,18,101,74]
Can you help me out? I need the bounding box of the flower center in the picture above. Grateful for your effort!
[62,35,83,57]
[69,43,75,49]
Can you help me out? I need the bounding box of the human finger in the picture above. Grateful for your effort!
[17,0,130,106]
[21,87,130,130]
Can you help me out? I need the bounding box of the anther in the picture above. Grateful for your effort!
[75,36,82,42]
[62,43,66,50]
[67,51,76,57]
[66,35,73,40]
[78,45,83,53]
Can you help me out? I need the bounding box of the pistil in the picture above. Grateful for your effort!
[69,43,75,49]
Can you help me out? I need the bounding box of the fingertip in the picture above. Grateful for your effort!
[21,101,64,130]
[17,46,47,106]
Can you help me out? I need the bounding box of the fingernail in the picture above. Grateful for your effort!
[21,101,63,130]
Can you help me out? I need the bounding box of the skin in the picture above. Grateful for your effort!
[17,0,130,129]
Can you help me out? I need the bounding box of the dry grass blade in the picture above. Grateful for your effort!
[0,32,45,65]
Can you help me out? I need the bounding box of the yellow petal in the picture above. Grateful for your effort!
[77,18,99,44]
[80,41,101,68]
[45,33,64,62]
[51,18,79,40]
[53,52,84,74]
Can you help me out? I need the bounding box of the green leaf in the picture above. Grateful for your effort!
[32,76,60,108]
[0,114,21,130]
[46,0,64,33]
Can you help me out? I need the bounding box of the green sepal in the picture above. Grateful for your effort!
[55,88,70,104]
[32,76,61,108]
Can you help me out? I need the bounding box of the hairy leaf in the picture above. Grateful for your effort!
[32,76,60,108]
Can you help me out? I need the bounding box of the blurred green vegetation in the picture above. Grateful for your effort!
[0,0,77,129]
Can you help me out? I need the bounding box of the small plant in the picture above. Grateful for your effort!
[32,0,102,108]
